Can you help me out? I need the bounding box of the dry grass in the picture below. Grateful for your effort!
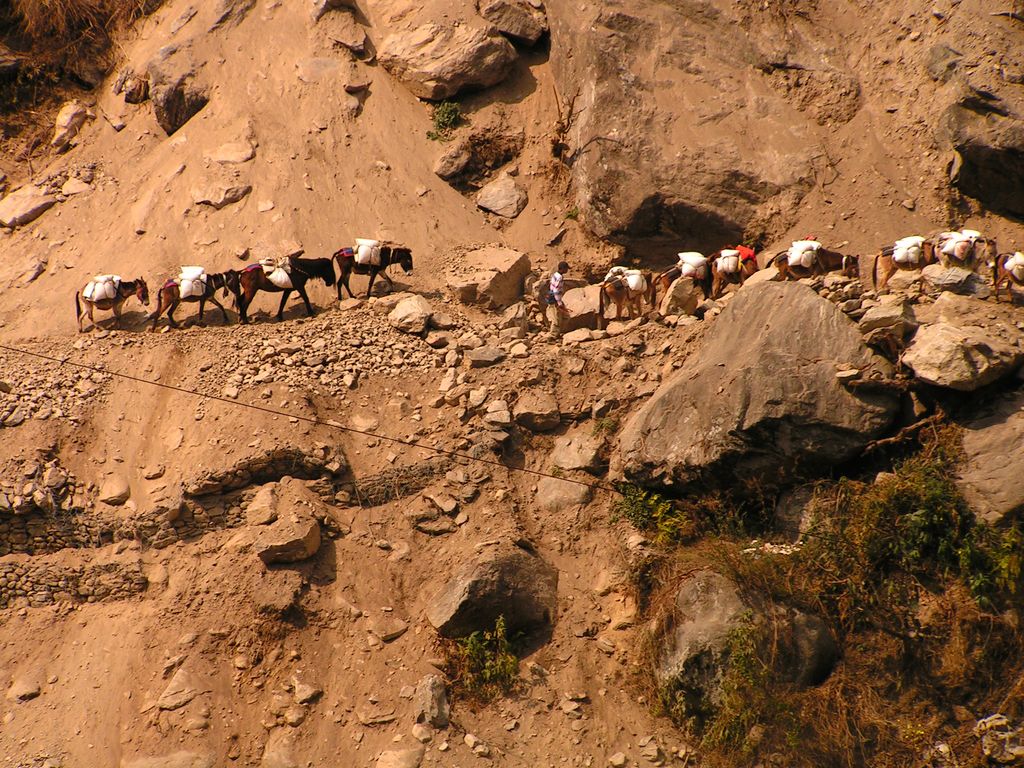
[10,0,151,43]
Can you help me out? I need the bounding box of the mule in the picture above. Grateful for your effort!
[148,271,241,331]
[872,237,937,290]
[236,256,336,323]
[993,251,1024,302]
[933,232,996,272]
[774,247,859,281]
[709,247,758,299]
[333,245,414,299]
[598,269,656,329]
[75,276,150,333]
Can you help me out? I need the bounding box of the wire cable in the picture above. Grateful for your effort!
[0,342,617,494]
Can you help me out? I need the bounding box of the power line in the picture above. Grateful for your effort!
[0,342,617,495]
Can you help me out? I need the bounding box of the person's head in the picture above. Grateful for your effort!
[557,260,569,274]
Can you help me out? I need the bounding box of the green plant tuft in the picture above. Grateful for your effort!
[564,206,580,220]
[441,616,519,701]
[426,100,462,141]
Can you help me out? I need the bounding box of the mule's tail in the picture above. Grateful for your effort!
[598,284,606,330]
[872,253,879,290]
[647,271,657,310]
[74,291,81,325]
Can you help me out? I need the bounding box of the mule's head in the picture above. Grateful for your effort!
[136,278,150,306]
[397,247,414,276]
[841,254,860,278]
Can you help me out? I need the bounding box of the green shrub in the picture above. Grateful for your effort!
[564,206,580,221]
[442,616,519,701]
[427,100,462,141]
[613,483,693,544]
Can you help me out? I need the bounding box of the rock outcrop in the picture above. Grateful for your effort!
[620,282,898,491]
[146,44,209,135]
[0,186,57,228]
[476,172,528,218]
[478,0,548,45]
[426,541,558,637]
[655,569,836,725]
[902,323,1022,392]
[378,19,517,100]
[957,393,1024,525]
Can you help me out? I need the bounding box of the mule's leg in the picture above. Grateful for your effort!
[148,295,165,332]
[209,295,230,323]
[167,298,181,328]
[112,300,123,329]
[365,269,378,299]
[277,290,292,321]
[296,284,315,317]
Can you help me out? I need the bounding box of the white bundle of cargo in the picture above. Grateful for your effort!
[677,252,708,279]
[1006,252,1024,281]
[892,236,925,265]
[82,274,121,301]
[177,266,208,299]
[258,257,292,289]
[787,240,821,268]
[355,237,382,266]
[716,249,741,274]
[960,229,982,242]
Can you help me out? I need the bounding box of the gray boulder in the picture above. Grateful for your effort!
[50,100,90,151]
[147,44,209,135]
[901,322,1022,392]
[121,753,215,768]
[447,247,530,309]
[920,264,991,298]
[550,427,604,472]
[957,392,1024,525]
[535,475,591,511]
[478,0,548,45]
[433,139,473,180]
[476,172,527,218]
[0,186,57,228]
[655,569,836,724]
[659,277,700,317]
[376,749,425,768]
[192,181,252,210]
[414,674,450,728]
[388,295,434,334]
[513,391,560,432]
[426,542,558,638]
[378,20,517,100]
[559,284,602,332]
[620,282,898,491]
[253,478,324,564]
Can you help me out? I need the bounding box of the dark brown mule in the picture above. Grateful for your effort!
[236,256,336,323]
[872,241,938,293]
[993,251,1024,302]
[774,248,859,281]
[148,271,241,331]
[598,270,656,329]
[653,264,712,301]
[332,245,414,299]
[75,277,150,333]
[709,247,758,299]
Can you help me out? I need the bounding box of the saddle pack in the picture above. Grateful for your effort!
[677,252,708,280]
[177,265,208,299]
[892,236,925,265]
[1006,252,1024,282]
[787,240,821,269]
[83,274,121,302]
[355,238,382,266]
[258,257,293,289]
[603,267,647,293]
[716,249,741,274]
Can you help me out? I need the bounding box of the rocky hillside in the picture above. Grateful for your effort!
[0,1,1023,768]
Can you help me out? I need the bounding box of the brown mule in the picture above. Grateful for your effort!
[75,277,150,333]
[148,271,241,331]
[598,270,656,329]
[236,256,336,323]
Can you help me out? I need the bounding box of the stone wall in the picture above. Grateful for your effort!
[0,559,148,609]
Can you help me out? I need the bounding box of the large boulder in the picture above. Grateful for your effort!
[920,264,991,299]
[388,295,434,334]
[655,569,836,725]
[513,391,560,432]
[957,393,1024,525]
[550,427,604,472]
[147,44,209,135]
[658,277,700,317]
[121,753,215,768]
[559,284,602,332]
[378,20,517,100]
[192,181,252,209]
[447,247,530,309]
[253,479,324,564]
[475,172,527,218]
[620,282,898,491]
[50,100,90,152]
[0,186,57,228]
[425,542,558,638]
[901,323,1022,392]
[478,0,548,45]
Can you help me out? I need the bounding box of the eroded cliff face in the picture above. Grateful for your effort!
[543,0,1024,258]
